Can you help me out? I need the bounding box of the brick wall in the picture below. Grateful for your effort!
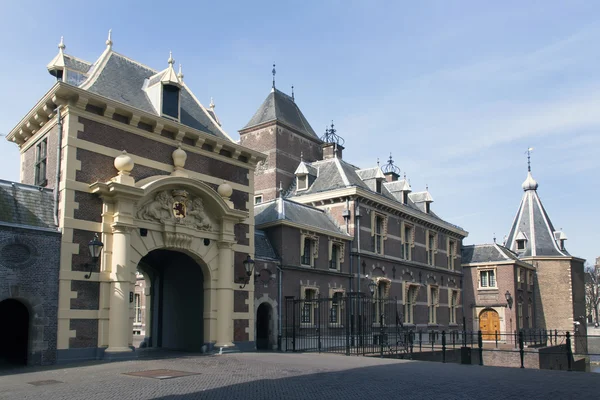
[0,225,60,365]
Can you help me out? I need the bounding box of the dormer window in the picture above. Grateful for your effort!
[162,84,180,119]
[426,202,431,213]
[297,175,308,190]
[402,191,408,204]
[559,239,565,251]
[516,239,526,250]
[376,179,382,193]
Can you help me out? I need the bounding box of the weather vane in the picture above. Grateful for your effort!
[526,147,534,172]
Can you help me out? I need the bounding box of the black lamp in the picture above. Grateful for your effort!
[368,280,377,297]
[505,290,513,310]
[239,255,255,289]
[84,233,104,279]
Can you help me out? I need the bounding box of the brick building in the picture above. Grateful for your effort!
[463,163,586,348]
[0,180,61,365]
[240,83,469,349]
[462,242,535,340]
[4,34,265,363]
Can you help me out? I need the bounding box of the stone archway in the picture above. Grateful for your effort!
[0,299,29,366]
[91,175,249,357]
[256,303,273,350]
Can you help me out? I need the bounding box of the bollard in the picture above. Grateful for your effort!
[409,330,414,360]
[419,330,422,352]
[478,330,483,366]
[453,331,456,349]
[519,331,524,368]
[431,330,435,351]
[442,331,446,363]
[566,331,572,372]
[495,330,498,348]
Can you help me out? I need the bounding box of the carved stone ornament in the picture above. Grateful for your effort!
[137,189,213,231]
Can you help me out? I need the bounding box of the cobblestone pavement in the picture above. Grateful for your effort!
[1,352,599,400]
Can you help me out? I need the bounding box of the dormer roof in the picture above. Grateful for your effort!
[241,88,320,141]
[356,166,385,180]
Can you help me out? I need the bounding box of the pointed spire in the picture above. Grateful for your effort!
[272,63,276,89]
[177,63,184,80]
[106,29,113,49]
[58,36,65,52]
[168,51,174,66]
[291,85,294,101]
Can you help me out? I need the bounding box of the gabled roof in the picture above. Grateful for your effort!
[356,167,385,180]
[462,243,522,264]
[242,89,320,140]
[504,172,569,257]
[255,229,278,260]
[255,197,348,237]
[0,180,57,229]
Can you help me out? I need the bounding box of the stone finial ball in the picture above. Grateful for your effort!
[217,181,233,199]
[172,144,187,168]
[114,150,134,173]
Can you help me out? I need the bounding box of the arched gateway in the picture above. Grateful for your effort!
[91,159,249,356]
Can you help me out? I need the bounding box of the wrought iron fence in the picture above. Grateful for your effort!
[284,293,412,358]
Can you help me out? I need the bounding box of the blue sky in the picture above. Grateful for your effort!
[0,1,598,264]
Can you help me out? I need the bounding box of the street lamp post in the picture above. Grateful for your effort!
[84,234,104,279]
[238,255,255,289]
[505,290,514,344]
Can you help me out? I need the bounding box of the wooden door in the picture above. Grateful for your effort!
[479,309,500,341]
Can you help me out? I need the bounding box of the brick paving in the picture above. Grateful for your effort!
[0,352,599,399]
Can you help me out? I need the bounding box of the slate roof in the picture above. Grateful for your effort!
[504,172,569,257]
[64,55,92,74]
[242,89,320,140]
[255,229,278,260]
[462,243,520,264]
[255,198,348,237]
[81,52,227,139]
[0,180,57,229]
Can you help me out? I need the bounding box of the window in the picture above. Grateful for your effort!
[447,240,456,270]
[162,84,180,119]
[404,285,417,324]
[517,267,522,289]
[372,281,388,324]
[329,243,341,270]
[518,302,524,330]
[301,288,317,325]
[402,224,413,261]
[427,232,436,266]
[426,202,431,214]
[449,290,458,325]
[516,239,525,250]
[559,239,566,251]
[376,179,382,193]
[301,237,312,266]
[528,271,534,289]
[134,294,142,324]
[479,269,496,288]
[374,215,384,255]
[428,286,439,324]
[528,303,533,329]
[254,195,263,205]
[34,138,48,186]
[297,175,308,190]
[330,292,343,324]
[402,191,408,204]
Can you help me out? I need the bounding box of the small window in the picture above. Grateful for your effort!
[528,271,534,288]
[134,294,142,324]
[402,191,408,204]
[330,292,343,324]
[301,237,313,266]
[162,84,180,119]
[449,290,458,324]
[560,239,565,251]
[404,285,417,324]
[302,288,316,324]
[447,240,456,270]
[330,244,340,270]
[372,282,387,324]
[35,138,48,186]
[426,202,431,213]
[427,233,436,266]
[254,195,263,205]
[297,175,308,190]
[516,239,525,250]
[376,179,382,193]
[374,216,384,255]
[517,267,522,289]
[402,225,412,261]
[479,270,496,288]
[428,286,439,324]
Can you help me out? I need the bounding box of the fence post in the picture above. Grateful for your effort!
[380,311,384,358]
[431,330,435,351]
[518,330,524,368]
[478,330,483,366]
[317,296,322,353]
[514,330,517,349]
[345,296,350,356]
[495,330,498,348]
[566,331,572,372]
[442,331,446,363]
[419,330,422,352]
[409,330,414,360]
[292,299,296,352]
[453,331,456,349]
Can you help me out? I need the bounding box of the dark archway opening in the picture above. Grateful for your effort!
[138,249,205,352]
[0,299,29,366]
[256,303,272,351]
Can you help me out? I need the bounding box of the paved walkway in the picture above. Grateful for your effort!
[1,352,599,399]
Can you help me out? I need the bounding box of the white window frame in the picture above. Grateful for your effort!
[134,293,142,324]
[301,287,318,327]
[448,289,459,325]
[329,290,345,327]
[403,282,420,325]
[300,233,319,267]
[328,240,344,270]
[254,195,263,205]
[447,239,456,270]
[401,222,414,261]
[478,268,497,289]
[428,285,439,324]
[426,230,437,266]
[297,175,308,191]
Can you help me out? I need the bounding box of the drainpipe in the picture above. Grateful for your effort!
[53,106,63,227]
[277,261,283,351]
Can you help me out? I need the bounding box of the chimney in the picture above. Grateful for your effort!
[322,142,344,160]
[384,171,399,182]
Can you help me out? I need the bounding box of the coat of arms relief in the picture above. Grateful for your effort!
[136,189,212,231]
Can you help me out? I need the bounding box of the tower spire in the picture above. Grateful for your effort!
[272,63,276,89]
[527,147,533,172]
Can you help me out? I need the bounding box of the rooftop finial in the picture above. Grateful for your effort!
[58,36,65,52]
[319,120,345,146]
[382,152,401,175]
[209,97,215,110]
[279,181,284,197]
[426,184,429,191]
[377,158,380,167]
[526,147,533,172]
[291,85,294,101]
[177,63,184,80]
[493,233,496,243]
[272,63,276,89]
[404,172,407,179]
[168,51,174,66]
[106,29,113,49]
[300,151,304,162]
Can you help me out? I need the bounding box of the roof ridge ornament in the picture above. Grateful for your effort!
[106,29,113,49]
[272,63,276,89]
[58,36,66,52]
[168,51,175,66]
[381,153,401,175]
[319,120,345,146]
[177,63,184,81]
[209,97,215,110]
[291,85,294,102]
[522,148,538,191]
